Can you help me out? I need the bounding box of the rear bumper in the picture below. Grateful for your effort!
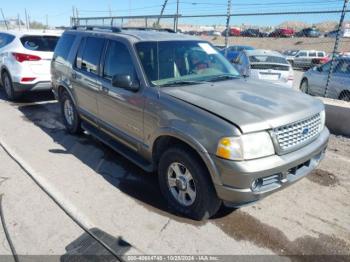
[13,81,52,92]
[213,128,329,207]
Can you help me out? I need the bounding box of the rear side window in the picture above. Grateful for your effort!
[54,34,75,60]
[309,52,316,57]
[76,37,105,75]
[0,33,15,48]
[318,52,325,57]
[20,35,59,51]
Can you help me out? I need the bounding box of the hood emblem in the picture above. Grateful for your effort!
[302,127,309,136]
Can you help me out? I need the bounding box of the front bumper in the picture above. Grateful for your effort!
[213,128,329,207]
[13,81,52,92]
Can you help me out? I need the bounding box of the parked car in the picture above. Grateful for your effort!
[300,58,350,101]
[220,45,255,63]
[292,50,328,69]
[295,28,321,37]
[0,30,60,100]
[240,29,261,37]
[233,49,294,88]
[282,49,300,65]
[222,27,241,36]
[269,28,295,38]
[52,26,329,220]
[324,29,350,38]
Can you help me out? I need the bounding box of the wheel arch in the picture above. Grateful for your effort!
[151,129,223,187]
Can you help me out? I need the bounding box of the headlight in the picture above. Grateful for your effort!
[216,131,275,161]
[319,110,326,131]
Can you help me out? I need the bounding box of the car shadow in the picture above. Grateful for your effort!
[18,102,236,223]
[0,87,55,104]
[61,227,131,261]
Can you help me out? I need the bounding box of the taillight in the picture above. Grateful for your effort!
[12,52,41,63]
[21,77,36,82]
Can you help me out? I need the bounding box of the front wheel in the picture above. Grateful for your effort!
[158,146,222,220]
[300,79,309,94]
[339,92,350,102]
[60,90,82,134]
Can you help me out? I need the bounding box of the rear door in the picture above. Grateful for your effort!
[294,51,308,67]
[308,61,333,96]
[72,36,105,120]
[328,60,350,99]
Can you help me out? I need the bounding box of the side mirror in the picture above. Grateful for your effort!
[112,74,140,92]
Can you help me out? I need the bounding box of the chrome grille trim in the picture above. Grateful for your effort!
[273,113,321,153]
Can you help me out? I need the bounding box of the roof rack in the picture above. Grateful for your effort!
[70,25,176,34]
[121,27,176,33]
[70,25,121,33]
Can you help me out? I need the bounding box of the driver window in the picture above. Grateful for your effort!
[103,41,135,81]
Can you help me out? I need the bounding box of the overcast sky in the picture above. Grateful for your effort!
[1,0,347,26]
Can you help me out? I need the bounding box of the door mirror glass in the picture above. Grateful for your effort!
[112,74,140,91]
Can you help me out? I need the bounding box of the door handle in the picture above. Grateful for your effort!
[71,72,77,79]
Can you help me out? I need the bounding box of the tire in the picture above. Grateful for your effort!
[158,146,222,220]
[60,90,82,134]
[300,79,309,94]
[1,71,19,101]
[339,91,350,102]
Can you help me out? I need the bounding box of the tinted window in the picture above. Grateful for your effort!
[0,33,15,48]
[78,37,105,74]
[20,35,59,51]
[320,61,334,72]
[317,52,325,57]
[103,41,135,80]
[298,52,307,57]
[309,52,317,57]
[248,55,288,64]
[334,60,350,74]
[54,34,75,60]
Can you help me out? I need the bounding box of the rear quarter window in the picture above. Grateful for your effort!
[20,35,59,52]
[53,34,76,60]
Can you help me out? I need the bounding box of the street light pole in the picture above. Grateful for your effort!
[325,0,349,97]
[224,0,232,57]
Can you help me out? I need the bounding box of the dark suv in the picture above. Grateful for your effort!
[51,26,329,220]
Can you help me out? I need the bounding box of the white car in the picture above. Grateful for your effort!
[233,49,294,88]
[0,30,61,100]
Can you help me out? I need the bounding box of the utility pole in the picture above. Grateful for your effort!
[108,4,112,17]
[46,14,48,29]
[25,9,29,30]
[157,0,169,27]
[175,0,179,32]
[224,0,232,57]
[72,6,75,26]
[18,13,21,30]
[75,7,79,25]
[0,8,8,30]
[325,0,349,97]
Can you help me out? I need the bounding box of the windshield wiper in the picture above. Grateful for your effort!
[207,75,239,82]
[158,80,204,87]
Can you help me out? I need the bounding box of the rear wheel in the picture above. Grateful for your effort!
[60,90,82,134]
[158,146,221,220]
[339,91,350,102]
[300,79,309,94]
[1,71,19,100]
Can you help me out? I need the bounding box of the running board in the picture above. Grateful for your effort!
[81,121,154,173]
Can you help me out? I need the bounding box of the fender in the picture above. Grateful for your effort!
[150,127,223,186]
[56,79,78,106]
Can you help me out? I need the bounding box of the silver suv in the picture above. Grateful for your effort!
[51,26,329,220]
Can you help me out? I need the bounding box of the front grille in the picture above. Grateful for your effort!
[273,113,321,152]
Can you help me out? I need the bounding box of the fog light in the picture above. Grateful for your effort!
[251,178,263,191]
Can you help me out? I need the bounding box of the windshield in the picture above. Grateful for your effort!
[249,55,288,64]
[135,41,239,87]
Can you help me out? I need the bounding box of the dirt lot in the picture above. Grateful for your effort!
[0,90,349,260]
[203,36,350,53]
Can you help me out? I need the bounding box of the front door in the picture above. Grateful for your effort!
[97,40,145,151]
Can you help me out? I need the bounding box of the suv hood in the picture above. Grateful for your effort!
[162,78,324,133]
